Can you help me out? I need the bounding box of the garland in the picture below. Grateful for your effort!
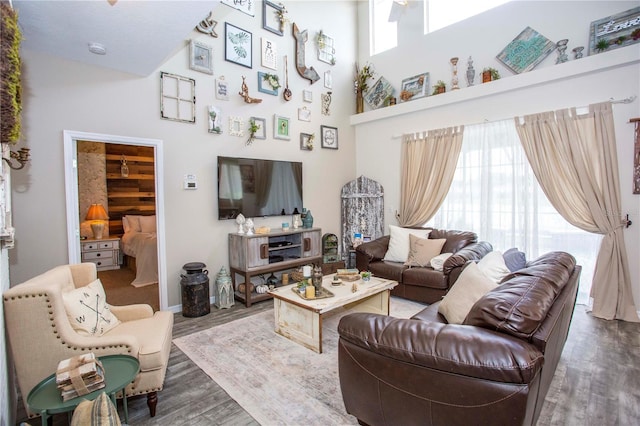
[0,2,22,144]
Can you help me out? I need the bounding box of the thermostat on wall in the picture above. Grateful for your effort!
[184,174,198,190]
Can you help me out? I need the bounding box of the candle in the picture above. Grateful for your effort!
[282,273,289,285]
[303,265,312,277]
[305,285,315,299]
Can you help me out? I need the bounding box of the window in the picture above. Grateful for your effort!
[371,0,398,55]
[425,0,510,34]
[429,119,600,305]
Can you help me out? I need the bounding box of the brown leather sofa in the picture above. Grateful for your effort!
[356,228,492,303]
[338,252,580,426]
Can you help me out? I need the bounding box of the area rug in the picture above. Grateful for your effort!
[173,297,426,425]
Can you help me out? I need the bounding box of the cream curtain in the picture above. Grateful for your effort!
[515,102,639,322]
[398,126,464,226]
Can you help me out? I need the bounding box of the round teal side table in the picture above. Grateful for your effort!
[27,355,139,426]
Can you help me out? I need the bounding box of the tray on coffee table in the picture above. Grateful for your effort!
[291,287,335,300]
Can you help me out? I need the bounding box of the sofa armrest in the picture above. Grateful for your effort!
[338,312,543,384]
[355,236,390,271]
[110,304,154,322]
[443,241,493,275]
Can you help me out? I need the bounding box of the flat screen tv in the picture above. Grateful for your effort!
[217,156,303,220]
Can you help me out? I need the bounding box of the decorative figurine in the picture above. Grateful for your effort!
[556,39,569,64]
[466,56,475,86]
[239,76,263,104]
[235,213,246,234]
[572,46,584,60]
[244,218,254,235]
[450,57,460,90]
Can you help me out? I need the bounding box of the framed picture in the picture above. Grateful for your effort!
[364,76,393,110]
[263,1,284,36]
[324,70,332,89]
[221,0,255,17]
[189,40,213,74]
[298,107,311,122]
[400,72,429,102]
[215,78,229,101]
[588,6,640,55]
[208,105,222,134]
[229,116,244,137]
[274,115,290,140]
[300,133,314,151]
[316,31,336,65]
[303,89,313,103]
[261,37,278,70]
[225,23,252,68]
[250,117,267,139]
[160,71,195,123]
[321,125,338,150]
[258,72,279,96]
[497,26,555,74]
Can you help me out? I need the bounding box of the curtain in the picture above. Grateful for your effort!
[430,119,602,306]
[515,102,639,322]
[398,126,464,226]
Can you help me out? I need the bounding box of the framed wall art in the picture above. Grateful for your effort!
[274,115,290,140]
[321,125,338,150]
[261,37,278,70]
[160,71,195,123]
[302,89,313,103]
[316,30,336,65]
[258,72,279,96]
[298,107,311,122]
[496,26,555,74]
[588,6,640,55]
[208,105,222,134]
[221,0,255,17]
[364,77,393,110]
[400,72,429,102]
[300,133,314,151]
[215,77,229,100]
[225,23,252,68]
[250,117,267,139]
[189,40,213,74]
[263,1,284,36]
[229,116,244,137]
[324,70,332,89]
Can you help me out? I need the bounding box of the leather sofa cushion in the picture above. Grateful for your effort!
[368,261,405,283]
[411,301,447,323]
[430,229,477,254]
[464,252,576,340]
[402,266,448,289]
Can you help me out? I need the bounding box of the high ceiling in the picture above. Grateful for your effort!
[12,0,221,76]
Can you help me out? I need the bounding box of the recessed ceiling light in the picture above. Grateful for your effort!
[88,42,107,55]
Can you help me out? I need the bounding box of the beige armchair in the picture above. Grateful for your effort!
[3,263,173,418]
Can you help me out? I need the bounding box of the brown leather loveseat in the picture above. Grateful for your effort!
[356,228,492,303]
[338,252,580,426]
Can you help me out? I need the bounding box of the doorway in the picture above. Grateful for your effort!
[63,130,168,310]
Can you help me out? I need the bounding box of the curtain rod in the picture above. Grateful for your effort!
[391,95,637,139]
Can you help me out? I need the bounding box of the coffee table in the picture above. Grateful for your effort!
[27,354,139,426]
[268,275,397,353]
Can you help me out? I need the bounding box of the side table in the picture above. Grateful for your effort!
[27,355,139,426]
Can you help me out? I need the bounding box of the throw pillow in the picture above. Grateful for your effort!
[438,262,498,324]
[124,215,142,232]
[404,235,447,267]
[430,252,453,271]
[382,225,431,263]
[62,279,120,337]
[503,247,527,272]
[477,251,511,283]
[71,392,121,426]
[139,215,157,233]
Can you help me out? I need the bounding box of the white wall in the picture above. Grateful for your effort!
[10,1,358,308]
[354,1,640,306]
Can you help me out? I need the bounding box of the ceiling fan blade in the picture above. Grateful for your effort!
[108,0,118,6]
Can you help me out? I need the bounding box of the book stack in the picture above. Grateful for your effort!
[56,353,105,401]
[335,268,361,282]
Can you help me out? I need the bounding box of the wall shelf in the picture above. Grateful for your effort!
[350,47,640,126]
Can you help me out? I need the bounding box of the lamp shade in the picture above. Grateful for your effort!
[85,204,109,221]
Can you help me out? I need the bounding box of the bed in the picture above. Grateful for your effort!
[121,215,158,287]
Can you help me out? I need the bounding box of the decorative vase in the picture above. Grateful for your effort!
[555,39,569,64]
[572,46,584,59]
[302,210,314,228]
[466,56,475,86]
[356,90,364,114]
[450,57,460,90]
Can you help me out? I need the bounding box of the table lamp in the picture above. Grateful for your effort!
[86,204,109,239]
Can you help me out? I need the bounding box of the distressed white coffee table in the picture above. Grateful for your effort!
[268,275,397,353]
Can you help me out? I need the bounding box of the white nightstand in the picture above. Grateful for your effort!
[81,237,121,271]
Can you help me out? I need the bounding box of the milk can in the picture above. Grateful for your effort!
[180,262,210,317]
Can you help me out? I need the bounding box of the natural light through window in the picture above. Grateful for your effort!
[425,0,510,34]
[371,0,397,55]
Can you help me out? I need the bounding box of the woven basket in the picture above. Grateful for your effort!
[290,271,306,283]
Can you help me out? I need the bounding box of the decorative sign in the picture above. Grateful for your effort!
[221,0,255,17]
[364,77,394,110]
[589,6,640,55]
[261,37,278,70]
[215,77,229,101]
[400,72,429,102]
[496,26,555,74]
[293,23,320,84]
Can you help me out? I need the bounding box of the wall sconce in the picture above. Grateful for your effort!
[120,154,129,177]
[2,147,30,170]
[86,203,109,239]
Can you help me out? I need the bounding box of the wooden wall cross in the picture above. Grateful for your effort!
[631,118,640,194]
[292,23,320,84]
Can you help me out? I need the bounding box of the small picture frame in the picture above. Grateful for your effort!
[263,0,284,36]
[316,31,336,65]
[208,105,222,134]
[298,107,311,122]
[324,71,332,89]
[300,133,314,151]
[400,72,429,102]
[215,77,229,101]
[250,117,267,139]
[364,76,394,110]
[258,72,279,96]
[221,0,255,16]
[189,40,213,74]
[225,22,252,68]
[261,37,278,70]
[274,115,290,140]
[229,116,244,137]
[321,125,338,150]
[302,90,313,103]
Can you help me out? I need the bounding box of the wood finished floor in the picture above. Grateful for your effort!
[16,302,640,425]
